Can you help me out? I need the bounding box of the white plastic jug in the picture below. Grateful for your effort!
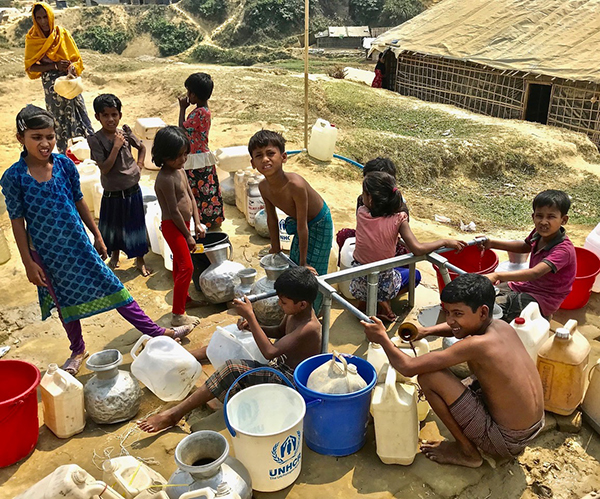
[102,456,167,499]
[584,222,600,292]
[277,208,292,251]
[146,201,162,255]
[131,484,169,499]
[77,159,101,215]
[14,464,124,499]
[307,351,367,394]
[510,302,550,361]
[307,119,338,162]
[133,118,167,170]
[70,137,91,161]
[367,337,430,383]
[40,363,85,439]
[246,180,264,227]
[371,366,419,465]
[0,226,11,265]
[130,335,202,401]
[214,146,251,173]
[582,360,600,434]
[206,324,268,370]
[93,182,103,217]
[181,483,241,499]
[338,236,355,299]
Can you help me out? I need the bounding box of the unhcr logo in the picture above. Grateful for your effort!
[269,431,302,479]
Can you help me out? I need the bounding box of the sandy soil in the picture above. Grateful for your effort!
[1,53,600,499]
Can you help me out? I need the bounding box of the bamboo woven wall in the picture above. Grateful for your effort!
[547,82,600,146]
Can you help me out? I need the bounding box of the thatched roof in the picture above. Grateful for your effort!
[371,0,600,84]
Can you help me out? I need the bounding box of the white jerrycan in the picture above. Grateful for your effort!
[206,324,268,370]
[584,222,600,292]
[180,482,241,499]
[338,236,356,299]
[582,360,600,434]
[15,464,124,499]
[366,337,430,383]
[40,363,86,439]
[307,118,338,162]
[130,335,202,401]
[371,366,419,465]
[510,302,550,361]
[102,456,167,499]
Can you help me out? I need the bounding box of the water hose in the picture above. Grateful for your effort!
[285,150,364,169]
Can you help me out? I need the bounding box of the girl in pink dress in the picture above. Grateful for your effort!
[178,72,224,229]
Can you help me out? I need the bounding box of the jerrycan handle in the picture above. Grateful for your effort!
[521,301,542,321]
[331,350,348,375]
[130,334,152,360]
[383,363,399,401]
[180,487,216,499]
[223,367,296,437]
[227,241,234,261]
[589,359,600,383]
[563,319,578,336]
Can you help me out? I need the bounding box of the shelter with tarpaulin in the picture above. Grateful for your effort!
[370,0,600,146]
[316,26,371,50]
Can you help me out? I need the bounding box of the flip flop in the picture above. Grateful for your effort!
[171,323,198,340]
[61,351,89,376]
[376,312,397,324]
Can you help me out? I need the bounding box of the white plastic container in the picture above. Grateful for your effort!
[102,456,167,499]
[133,485,170,499]
[206,324,268,370]
[221,171,236,205]
[0,226,11,265]
[306,351,367,394]
[307,119,338,162]
[15,464,124,499]
[371,365,419,465]
[133,118,167,170]
[510,302,550,361]
[40,363,85,439]
[277,208,292,251]
[582,360,600,434]
[70,137,91,161]
[214,146,251,173]
[584,222,600,292]
[246,180,264,227]
[338,236,355,299]
[145,201,162,255]
[130,335,202,401]
[181,483,241,499]
[367,338,429,383]
[93,182,103,217]
[77,159,101,215]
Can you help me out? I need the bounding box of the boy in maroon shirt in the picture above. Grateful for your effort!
[481,189,576,321]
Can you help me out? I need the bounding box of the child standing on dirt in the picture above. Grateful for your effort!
[153,126,206,327]
[248,130,334,312]
[87,93,151,276]
[178,72,224,230]
[351,172,465,322]
[137,266,322,433]
[1,106,198,374]
[481,189,576,321]
[362,273,545,467]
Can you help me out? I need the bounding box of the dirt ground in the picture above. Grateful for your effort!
[1,52,600,499]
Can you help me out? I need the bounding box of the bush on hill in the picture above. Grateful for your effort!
[138,7,200,56]
[74,26,131,54]
[181,0,227,23]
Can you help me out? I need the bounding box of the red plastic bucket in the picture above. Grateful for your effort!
[434,245,499,293]
[0,360,41,467]
[560,247,600,310]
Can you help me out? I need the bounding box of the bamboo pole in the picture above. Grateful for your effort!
[304,0,309,149]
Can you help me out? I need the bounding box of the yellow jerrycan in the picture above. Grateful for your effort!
[582,360,600,434]
[371,364,419,465]
[537,319,590,415]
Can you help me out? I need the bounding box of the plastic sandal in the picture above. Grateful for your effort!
[61,351,89,376]
[171,323,198,340]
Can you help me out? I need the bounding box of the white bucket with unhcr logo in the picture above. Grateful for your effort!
[224,367,306,492]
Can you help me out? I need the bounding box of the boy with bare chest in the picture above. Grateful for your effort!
[153,126,206,327]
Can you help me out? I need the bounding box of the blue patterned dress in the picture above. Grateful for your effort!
[0,153,133,323]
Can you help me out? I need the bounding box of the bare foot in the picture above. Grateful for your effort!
[137,409,179,433]
[108,255,119,270]
[171,314,201,327]
[206,398,223,411]
[136,258,153,277]
[186,298,209,309]
[421,441,483,468]
[189,345,208,362]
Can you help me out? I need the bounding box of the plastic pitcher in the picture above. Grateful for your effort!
[0,359,40,467]
[102,456,167,499]
[224,367,306,492]
[294,354,377,456]
[214,145,251,173]
[584,222,600,292]
[371,365,419,465]
[15,464,124,499]
[537,319,590,415]
[582,360,600,434]
[133,118,166,170]
[307,119,338,162]
[510,302,550,361]
[40,363,85,439]
[130,335,202,401]
[206,324,268,370]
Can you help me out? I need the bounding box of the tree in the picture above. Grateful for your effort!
[380,0,424,25]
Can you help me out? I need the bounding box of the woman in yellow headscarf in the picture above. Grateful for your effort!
[24,2,93,153]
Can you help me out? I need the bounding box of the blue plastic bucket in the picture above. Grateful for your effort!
[293,354,377,456]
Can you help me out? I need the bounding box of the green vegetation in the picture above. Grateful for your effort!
[139,8,200,57]
[181,0,227,23]
[381,0,425,25]
[12,16,33,46]
[74,26,130,54]
[191,44,291,66]
[349,0,383,26]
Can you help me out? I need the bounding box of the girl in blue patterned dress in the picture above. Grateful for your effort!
[0,105,198,374]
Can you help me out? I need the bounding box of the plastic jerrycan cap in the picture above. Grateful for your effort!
[347,364,358,374]
[514,317,525,325]
[555,327,570,340]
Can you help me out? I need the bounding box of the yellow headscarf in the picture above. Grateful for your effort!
[24,2,84,80]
